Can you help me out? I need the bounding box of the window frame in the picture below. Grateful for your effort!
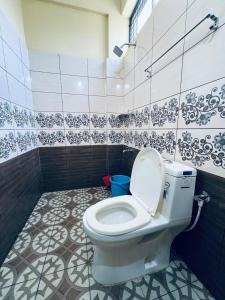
[129,0,152,43]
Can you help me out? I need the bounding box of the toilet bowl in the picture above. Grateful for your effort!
[83,148,197,285]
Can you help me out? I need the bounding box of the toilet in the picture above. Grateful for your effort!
[83,148,196,285]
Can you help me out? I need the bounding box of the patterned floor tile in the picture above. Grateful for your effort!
[0,186,214,300]
[159,285,200,300]
[173,258,198,283]
[35,269,90,300]
[190,281,215,300]
[0,278,40,300]
[0,229,52,287]
[141,261,191,299]
[87,264,145,300]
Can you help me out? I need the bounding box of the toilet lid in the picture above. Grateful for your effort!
[130,148,165,216]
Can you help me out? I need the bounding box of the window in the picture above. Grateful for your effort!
[129,0,159,43]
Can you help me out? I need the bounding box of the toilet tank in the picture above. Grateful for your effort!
[160,160,197,223]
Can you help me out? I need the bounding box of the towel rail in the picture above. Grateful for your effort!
[144,13,219,78]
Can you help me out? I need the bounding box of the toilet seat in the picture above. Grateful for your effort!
[86,195,151,235]
[85,148,165,236]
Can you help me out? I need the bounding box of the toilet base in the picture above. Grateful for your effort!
[91,226,182,285]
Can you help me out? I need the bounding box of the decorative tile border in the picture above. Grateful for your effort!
[36,112,64,129]
[181,84,225,126]
[177,131,225,169]
[37,130,65,146]
[151,97,179,127]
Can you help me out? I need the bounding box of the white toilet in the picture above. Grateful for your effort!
[83,148,196,285]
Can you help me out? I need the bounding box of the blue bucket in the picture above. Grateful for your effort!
[110,175,130,197]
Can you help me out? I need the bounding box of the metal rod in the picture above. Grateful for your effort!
[144,14,219,77]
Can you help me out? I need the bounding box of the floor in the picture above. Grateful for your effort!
[0,187,215,300]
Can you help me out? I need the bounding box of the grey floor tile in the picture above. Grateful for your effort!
[35,268,90,300]
[0,277,40,300]
[159,285,200,300]
[0,187,214,300]
[141,261,191,299]
[190,281,215,300]
[173,258,198,283]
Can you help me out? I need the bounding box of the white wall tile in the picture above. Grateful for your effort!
[152,15,186,73]
[89,78,106,96]
[182,24,225,91]
[151,57,182,102]
[124,69,134,95]
[184,0,225,51]
[33,92,62,112]
[0,12,21,57]
[29,50,60,73]
[133,80,150,109]
[88,58,106,78]
[60,54,87,76]
[62,94,89,112]
[135,16,154,64]
[0,38,5,69]
[4,42,24,83]
[61,74,88,95]
[20,41,30,68]
[89,96,107,113]
[134,52,151,87]
[107,78,123,96]
[106,58,123,78]
[31,71,61,93]
[107,96,124,113]
[0,67,9,100]
[153,0,187,45]
[7,74,26,106]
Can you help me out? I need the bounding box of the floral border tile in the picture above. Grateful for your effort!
[64,112,90,129]
[65,130,91,145]
[90,130,107,145]
[36,112,64,129]
[37,130,65,147]
[90,113,107,129]
[108,130,124,145]
[176,129,225,177]
[0,130,17,163]
[0,99,13,129]
[151,97,179,129]
[179,79,225,128]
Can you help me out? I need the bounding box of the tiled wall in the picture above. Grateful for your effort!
[30,50,125,148]
[122,0,225,179]
[0,11,36,164]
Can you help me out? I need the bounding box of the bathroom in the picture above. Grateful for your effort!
[0,0,224,299]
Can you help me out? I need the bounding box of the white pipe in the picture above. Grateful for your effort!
[185,200,204,232]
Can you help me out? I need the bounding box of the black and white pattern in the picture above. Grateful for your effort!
[108,130,123,144]
[91,130,107,144]
[181,85,225,126]
[0,132,17,159]
[66,130,90,145]
[91,114,107,128]
[178,131,225,168]
[133,131,149,148]
[134,106,150,128]
[0,101,13,128]
[150,131,176,154]
[38,130,65,146]
[65,113,89,128]
[123,130,134,145]
[151,98,179,127]
[13,106,29,128]
[36,112,64,128]
[108,114,123,128]
[0,187,214,300]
